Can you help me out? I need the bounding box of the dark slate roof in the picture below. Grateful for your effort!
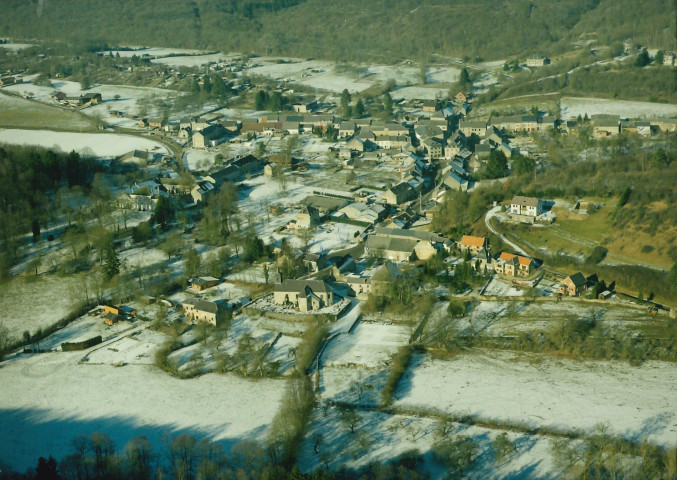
[274,279,331,295]
[567,272,588,287]
[184,299,220,314]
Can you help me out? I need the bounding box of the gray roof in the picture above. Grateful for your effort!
[274,279,330,295]
[184,299,220,314]
[372,227,450,245]
[365,235,418,254]
[566,272,588,287]
[511,196,540,208]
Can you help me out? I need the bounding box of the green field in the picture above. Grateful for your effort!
[0,93,94,130]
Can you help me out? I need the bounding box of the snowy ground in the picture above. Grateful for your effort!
[394,350,677,447]
[481,277,526,297]
[0,274,83,340]
[103,47,215,58]
[390,86,451,101]
[560,97,677,120]
[151,53,231,67]
[0,43,34,53]
[183,149,218,170]
[298,406,564,479]
[0,349,285,471]
[0,129,168,158]
[322,322,410,369]
[4,80,178,128]
[118,247,167,270]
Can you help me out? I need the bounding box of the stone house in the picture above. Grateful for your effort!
[273,279,334,312]
[183,299,228,327]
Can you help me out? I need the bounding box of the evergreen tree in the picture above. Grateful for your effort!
[636,49,650,67]
[155,195,172,228]
[255,90,268,110]
[354,98,365,118]
[459,67,472,89]
[35,455,60,480]
[103,246,121,280]
[654,50,664,65]
[382,92,393,118]
[340,89,352,117]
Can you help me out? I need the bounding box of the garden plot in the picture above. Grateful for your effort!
[322,322,410,368]
[298,406,564,479]
[394,350,677,447]
[0,350,285,471]
[0,129,168,158]
[0,274,84,340]
[481,276,526,297]
[84,328,166,365]
[560,96,677,120]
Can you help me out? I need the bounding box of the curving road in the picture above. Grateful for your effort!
[485,206,530,256]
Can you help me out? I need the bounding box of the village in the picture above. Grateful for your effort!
[1,38,677,479]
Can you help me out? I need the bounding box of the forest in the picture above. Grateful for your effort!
[0,0,674,62]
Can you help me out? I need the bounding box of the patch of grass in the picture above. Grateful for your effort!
[0,93,94,130]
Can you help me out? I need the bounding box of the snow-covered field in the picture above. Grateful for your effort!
[0,274,83,340]
[395,351,677,446]
[427,67,460,84]
[0,43,34,53]
[322,322,410,368]
[0,129,168,157]
[391,86,450,101]
[151,53,230,67]
[299,406,564,479]
[560,97,677,120]
[0,349,285,471]
[183,149,218,170]
[4,80,177,128]
[103,47,212,58]
[118,247,167,270]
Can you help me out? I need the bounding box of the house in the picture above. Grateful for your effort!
[80,92,103,105]
[339,121,356,138]
[384,182,414,205]
[365,235,418,262]
[344,274,372,299]
[459,120,488,137]
[193,124,228,148]
[0,76,17,86]
[526,56,550,67]
[592,115,621,137]
[292,101,317,113]
[191,180,216,203]
[663,52,675,66]
[459,235,489,255]
[437,170,469,194]
[375,134,410,150]
[455,91,469,104]
[273,279,334,312]
[191,276,220,291]
[493,252,535,277]
[422,100,439,112]
[183,299,229,326]
[296,206,321,228]
[303,253,328,273]
[510,196,543,217]
[346,136,377,152]
[337,202,386,225]
[559,272,588,296]
[491,115,539,133]
[51,91,67,101]
[420,137,444,159]
[119,150,149,165]
[367,227,452,260]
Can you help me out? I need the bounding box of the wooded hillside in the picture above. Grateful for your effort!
[1,0,674,62]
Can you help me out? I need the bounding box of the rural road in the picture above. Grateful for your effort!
[485,206,530,256]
